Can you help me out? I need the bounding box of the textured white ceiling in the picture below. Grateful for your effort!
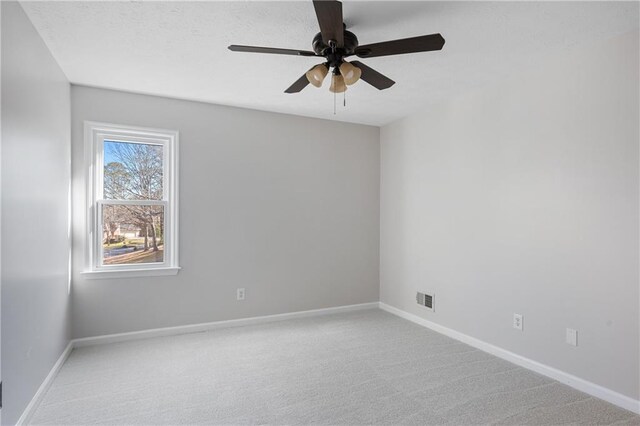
[21,1,639,126]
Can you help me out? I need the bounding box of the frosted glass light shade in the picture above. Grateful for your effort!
[305,64,329,87]
[329,74,347,93]
[339,61,362,85]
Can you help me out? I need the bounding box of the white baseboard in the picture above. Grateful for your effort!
[73,302,379,347]
[16,341,74,426]
[379,302,640,415]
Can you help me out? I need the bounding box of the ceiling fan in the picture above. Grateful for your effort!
[228,0,445,94]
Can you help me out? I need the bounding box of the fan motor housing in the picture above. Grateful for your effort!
[312,28,359,60]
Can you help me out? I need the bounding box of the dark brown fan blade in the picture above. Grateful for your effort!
[284,73,311,94]
[350,61,395,90]
[355,34,445,58]
[228,45,317,57]
[312,0,344,47]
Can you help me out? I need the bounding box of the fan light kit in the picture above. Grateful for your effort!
[229,0,445,104]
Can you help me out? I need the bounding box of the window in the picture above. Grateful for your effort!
[83,122,179,278]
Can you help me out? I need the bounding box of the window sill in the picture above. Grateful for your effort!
[81,267,181,280]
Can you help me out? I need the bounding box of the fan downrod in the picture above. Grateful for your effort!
[312,24,359,67]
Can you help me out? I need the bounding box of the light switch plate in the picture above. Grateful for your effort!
[566,328,578,346]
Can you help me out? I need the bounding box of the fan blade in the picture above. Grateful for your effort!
[312,0,344,47]
[228,45,317,57]
[350,61,395,90]
[355,34,445,58]
[284,73,311,94]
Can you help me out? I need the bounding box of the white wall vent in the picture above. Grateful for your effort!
[416,291,434,311]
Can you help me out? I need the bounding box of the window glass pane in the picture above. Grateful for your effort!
[102,204,165,265]
[103,140,163,200]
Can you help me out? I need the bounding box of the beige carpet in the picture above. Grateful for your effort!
[30,309,639,425]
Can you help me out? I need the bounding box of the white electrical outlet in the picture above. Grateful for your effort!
[566,328,578,346]
[513,313,523,331]
[237,288,245,301]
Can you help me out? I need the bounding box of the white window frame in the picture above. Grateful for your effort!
[82,121,180,279]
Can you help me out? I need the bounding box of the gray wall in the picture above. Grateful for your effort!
[1,2,72,424]
[71,86,380,339]
[380,30,640,400]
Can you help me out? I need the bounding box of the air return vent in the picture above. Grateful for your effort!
[416,291,434,311]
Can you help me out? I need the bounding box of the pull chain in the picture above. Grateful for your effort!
[344,90,346,107]
[333,89,336,115]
